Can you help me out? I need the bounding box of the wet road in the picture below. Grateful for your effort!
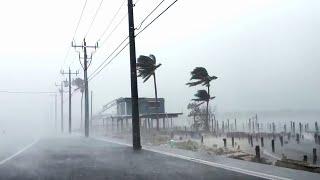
[0,136,263,180]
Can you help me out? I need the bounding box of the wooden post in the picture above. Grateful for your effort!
[156,119,160,131]
[126,118,129,129]
[271,139,275,153]
[117,118,119,132]
[313,148,317,164]
[223,138,227,148]
[144,119,147,130]
[111,117,114,131]
[121,118,124,132]
[163,117,165,129]
[255,145,260,161]
[280,136,283,147]
[299,122,302,136]
[232,137,234,148]
[261,137,264,147]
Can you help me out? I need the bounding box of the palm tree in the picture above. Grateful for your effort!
[187,67,217,131]
[137,54,162,130]
[192,90,215,131]
[72,78,85,129]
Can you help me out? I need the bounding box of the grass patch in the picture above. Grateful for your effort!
[175,140,199,151]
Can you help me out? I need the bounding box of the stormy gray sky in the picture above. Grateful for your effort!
[0,0,319,131]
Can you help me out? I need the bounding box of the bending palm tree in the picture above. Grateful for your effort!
[72,78,85,130]
[137,54,162,130]
[192,90,215,131]
[187,67,217,131]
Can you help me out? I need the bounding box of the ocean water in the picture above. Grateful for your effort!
[176,110,320,133]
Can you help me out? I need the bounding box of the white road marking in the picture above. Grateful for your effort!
[94,137,291,180]
[0,139,39,165]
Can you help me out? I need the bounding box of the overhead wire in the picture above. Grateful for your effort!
[96,0,142,50]
[85,0,105,38]
[87,0,139,78]
[57,0,88,81]
[135,0,165,30]
[0,91,56,94]
[89,36,129,80]
[89,40,129,81]
[136,0,178,37]
[97,0,126,42]
[73,0,89,40]
[88,0,178,81]
[98,13,128,50]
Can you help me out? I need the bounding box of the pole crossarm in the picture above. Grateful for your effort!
[71,39,98,137]
[60,68,79,134]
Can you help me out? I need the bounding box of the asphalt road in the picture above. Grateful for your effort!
[0,136,264,180]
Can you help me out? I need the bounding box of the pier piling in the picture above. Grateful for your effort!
[271,139,275,153]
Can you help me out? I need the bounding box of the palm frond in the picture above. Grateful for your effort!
[192,90,210,102]
[143,74,152,83]
[186,67,218,87]
[186,80,203,87]
[137,54,161,83]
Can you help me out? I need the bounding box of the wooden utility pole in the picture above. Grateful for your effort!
[72,39,98,137]
[55,82,66,133]
[90,90,93,129]
[127,0,141,150]
[61,68,79,134]
[55,93,57,133]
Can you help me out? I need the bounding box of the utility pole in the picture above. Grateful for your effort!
[127,0,141,150]
[72,39,98,137]
[90,91,93,130]
[61,68,79,134]
[55,93,57,133]
[55,82,65,133]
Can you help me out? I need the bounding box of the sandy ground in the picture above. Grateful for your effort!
[189,134,320,165]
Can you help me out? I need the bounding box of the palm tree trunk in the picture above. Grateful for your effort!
[193,114,196,131]
[205,84,210,131]
[153,74,159,131]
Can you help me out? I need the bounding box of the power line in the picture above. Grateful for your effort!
[89,36,129,79]
[61,47,71,70]
[85,0,105,38]
[0,91,56,94]
[88,0,161,79]
[136,0,165,30]
[136,0,178,37]
[88,0,178,81]
[97,0,126,42]
[89,41,129,81]
[73,0,88,40]
[98,13,128,50]
[58,0,88,78]
[96,0,142,50]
